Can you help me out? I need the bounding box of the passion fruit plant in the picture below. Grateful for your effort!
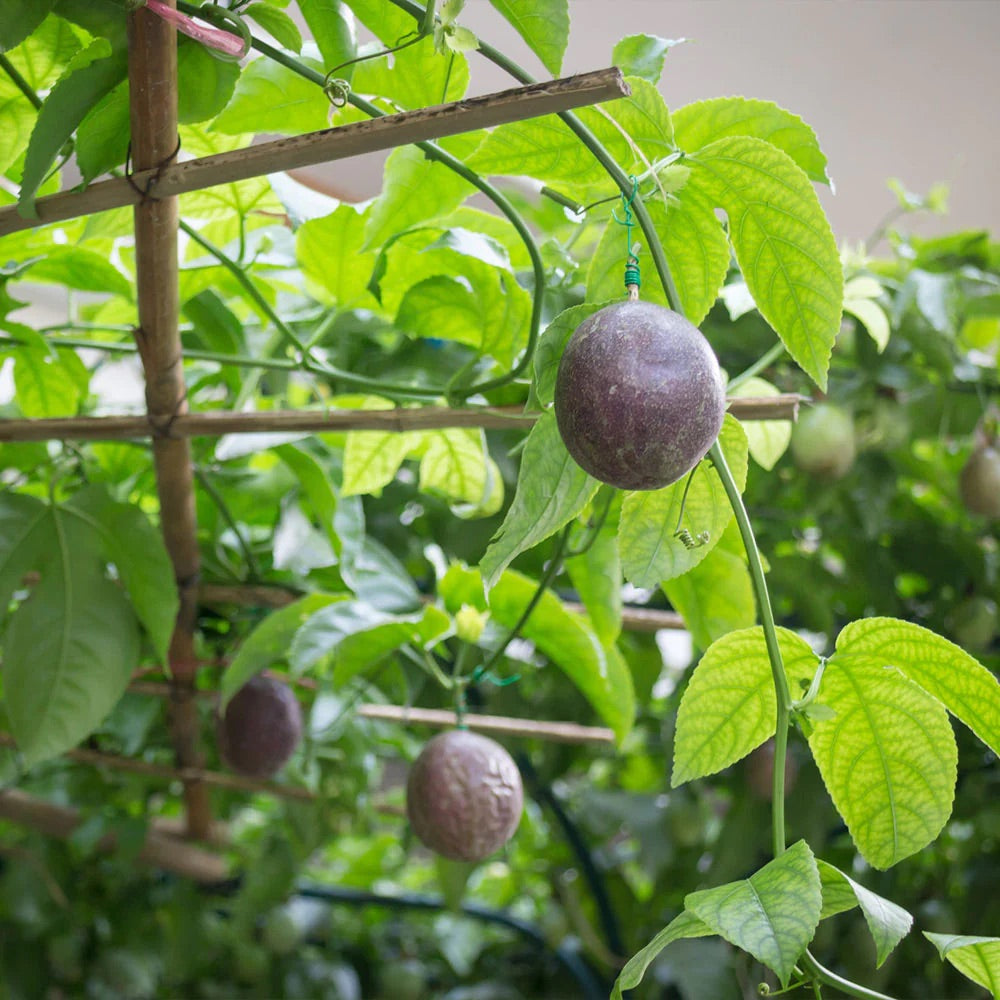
[0,1,998,998]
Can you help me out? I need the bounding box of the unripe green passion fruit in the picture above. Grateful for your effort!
[959,444,1000,518]
[790,403,856,480]
[554,301,727,491]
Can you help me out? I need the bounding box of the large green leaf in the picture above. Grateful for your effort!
[611,34,682,85]
[611,911,713,1000]
[924,934,1000,998]
[686,135,843,390]
[416,428,497,510]
[274,443,344,557]
[673,96,830,185]
[176,38,240,125]
[487,0,568,75]
[296,205,380,311]
[299,0,355,73]
[564,490,622,644]
[672,626,817,786]
[244,3,302,52]
[220,593,346,706]
[13,346,81,417]
[342,428,418,497]
[807,651,957,869]
[213,54,329,135]
[351,35,469,107]
[0,79,36,176]
[619,415,748,587]
[75,79,128,183]
[817,860,912,967]
[8,11,84,91]
[289,599,451,686]
[18,40,128,216]
[532,301,606,407]
[0,0,57,52]
[341,0,410,46]
[479,411,599,589]
[365,145,474,251]
[685,840,822,986]
[63,485,179,664]
[3,507,140,767]
[20,246,132,298]
[834,617,1000,757]
[662,519,756,653]
[0,492,50,619]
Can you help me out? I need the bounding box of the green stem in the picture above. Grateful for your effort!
[727,341,787,392]
[710,440,792,856]
[478,525,570,677]
[801,953,899,1000]
[0,53,43,110]
[213,30,547,404]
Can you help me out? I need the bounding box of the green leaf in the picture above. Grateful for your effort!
[0,492,50,620]
[662,519,756,652]
[487,569,634,743]
[673,96,830,185]
[220,593,346,706]
[0,0,57,52]
[365,146,473,251]
[213,55,329,135]
[75,79,128,182]
[729,377,792,470]
[672,626,817,786]
[924,933,1000,998]
[63,485,179,664]
[611,34,682,84]
[299,0,355,73]
[565,491,622,644]
[342,430,417,497]
[686,135,843,390]
[20,246,132,298]
[395,267,530,366]
[296,205,380,311]
[14,346,81,417]
[834,617,1000,760]
[685,840,822,986]
[532,301,606,407]
[480,411,599,589]
[417,428,496,509]
[468,78,673,196]
[807,650,957,869]
[486,0,568,75]
[291,600,451,686]
[611,911,713,1000]
[8,11,85,91]
[817,860,912,967]
[3,507,140,767]
[18,40,128,216]
[244,3,303,52]
[619,415,748,587]
[586,194,729,326]
[351,36,469,107]
[0,79,36,176]
[176,39,240,125]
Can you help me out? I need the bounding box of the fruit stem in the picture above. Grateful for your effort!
[710,441,792,858]
[727,341,787,392]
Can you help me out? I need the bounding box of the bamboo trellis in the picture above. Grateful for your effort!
[0,5,795,856]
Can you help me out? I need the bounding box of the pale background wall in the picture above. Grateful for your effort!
[304,0,1000,244]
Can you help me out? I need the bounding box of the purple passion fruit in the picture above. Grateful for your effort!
[219,674,303,778]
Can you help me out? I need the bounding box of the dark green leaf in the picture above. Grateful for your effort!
[0,0,57,53]
[75,79,128,182]
[177,38,240,124]
[0,492,50,621]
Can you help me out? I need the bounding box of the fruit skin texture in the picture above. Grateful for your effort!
[219,674,303,778]
[959,445,1000,518]
[790,403,856,479]
[554,301,726,491]
[406,729,523,862]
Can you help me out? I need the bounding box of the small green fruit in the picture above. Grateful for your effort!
[406,730,523,862]
[959,445,1000,518]
[554,301,726,490]
[950,596,998,652]
[791,403,856,479]
[262,907,302,956]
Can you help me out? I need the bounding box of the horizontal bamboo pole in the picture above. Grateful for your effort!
[197,583,686,632]
[0,788,227,882]
[0,68,629,236]
[356,704,616,745]
[0,396,802,443]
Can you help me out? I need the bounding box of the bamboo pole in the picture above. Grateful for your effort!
[0,396,803,443]
[0,789,227,882]
[128,2,211,838]
[0,68,629,237]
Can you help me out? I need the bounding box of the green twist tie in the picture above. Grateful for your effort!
[624,256,640,290]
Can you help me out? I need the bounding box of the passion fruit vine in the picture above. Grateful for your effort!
[554,301,727,491]
[218,674,303,778]
[406,730,523,862]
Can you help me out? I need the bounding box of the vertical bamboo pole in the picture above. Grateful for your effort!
[128,2,211,838]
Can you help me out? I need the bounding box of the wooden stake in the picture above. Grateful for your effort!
[0,789,227,882]
[0,396,803,443]
[0,68,629,237]
[128,2,211,839]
